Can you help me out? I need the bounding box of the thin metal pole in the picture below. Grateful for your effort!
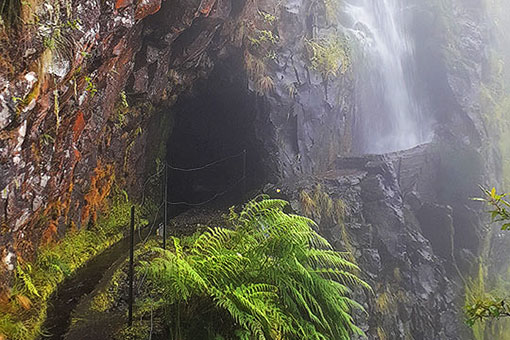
[242,149,247,198]
[163,163,168,250]
[128,205,135,326]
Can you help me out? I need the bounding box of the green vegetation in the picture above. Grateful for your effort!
[119,91,129,108]
[299,185,355,259]
[465,188,510,333]
[305,36,350,79]
[323,0,341,23]
[115,91,130,128]
[473,188,510,229]
[433,0,510,191]
[0,189,147,340]
[111,198,369,340]
[85,76,98,98]
[466,286,510,326]
[258,10,276,25]
[464,262,510,340]
[248,29,279,46]
[241,9,280,95]
[39,6,79,59]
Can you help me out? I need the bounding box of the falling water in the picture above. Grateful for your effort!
[344,0,432,154]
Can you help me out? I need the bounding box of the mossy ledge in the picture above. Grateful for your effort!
[0,190,149,340]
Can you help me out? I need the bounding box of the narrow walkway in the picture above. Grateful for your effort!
[41,208,228,340]
[42,231,141,340]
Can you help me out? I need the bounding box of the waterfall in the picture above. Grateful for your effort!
[344,0,432,154]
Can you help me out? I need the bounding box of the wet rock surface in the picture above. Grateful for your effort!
[279,143,474,339]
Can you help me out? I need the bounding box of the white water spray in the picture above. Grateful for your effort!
[344,0,432,154]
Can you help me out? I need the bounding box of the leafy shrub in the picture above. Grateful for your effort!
[465,188,510,329]
[141,198,369,340]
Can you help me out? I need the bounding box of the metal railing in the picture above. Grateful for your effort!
[127,149,247,326]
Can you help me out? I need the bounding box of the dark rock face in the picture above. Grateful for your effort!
[279,143,478,339]
[0,0,151,285]
[0,0,505,339]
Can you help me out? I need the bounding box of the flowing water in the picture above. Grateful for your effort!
[344,0,432,154]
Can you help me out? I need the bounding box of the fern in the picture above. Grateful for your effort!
[14,264,40,298]
[141,197,369,339]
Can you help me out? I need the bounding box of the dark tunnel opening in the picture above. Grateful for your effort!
[165,56,266,214]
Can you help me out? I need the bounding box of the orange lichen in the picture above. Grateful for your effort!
[135,0,162,20]
[41,221,58,245]
[30,143,41,164]
[198,0,217,16]
[115,0,133,9]
[73,147,81,160]
[72,111,86,142]
[0,291,11,313]
[81,161,114,224]
[30,199,68,247]
[15,294,32,310]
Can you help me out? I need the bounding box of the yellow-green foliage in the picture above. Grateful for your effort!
[299,184,336,221]
[306,36,350,79]
[0,190,146,340]
[323,0,341,23]
[464,188,510,339]
[299,190,318,218]
[376,327,388,340]
[376,290,394,313]
[89,262,128,313]
[241,9,280,95]
[465,262,510,340]
[299,185,354,259]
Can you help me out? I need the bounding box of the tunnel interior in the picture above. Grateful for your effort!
[165,57,266,213]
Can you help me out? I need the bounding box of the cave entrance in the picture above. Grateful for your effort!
[166,57,265,214]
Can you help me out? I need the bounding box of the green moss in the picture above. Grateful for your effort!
[0,314,30,340]
[89,239,147,313]
[66,240,161,340]
[0,189,148,340]
[84,76,97,97]
[479,55,510,190]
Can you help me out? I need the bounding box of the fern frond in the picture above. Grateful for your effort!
[141,198,369,340]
